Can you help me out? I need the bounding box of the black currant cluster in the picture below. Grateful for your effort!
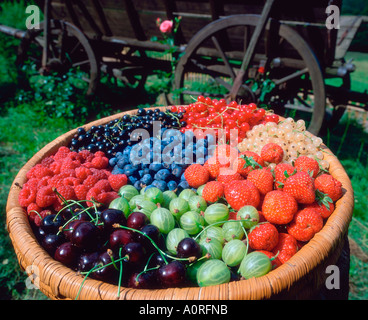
[69,108,185,158]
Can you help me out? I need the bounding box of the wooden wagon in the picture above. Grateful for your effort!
[0,0,367,134]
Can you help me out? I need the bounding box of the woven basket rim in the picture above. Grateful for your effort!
[6,107,354,300]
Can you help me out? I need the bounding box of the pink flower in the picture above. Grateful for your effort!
[159,20,173,34]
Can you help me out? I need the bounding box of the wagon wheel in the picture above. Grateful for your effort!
[17,19,99,96]
[174,14,326,135]
[100,47,148,91]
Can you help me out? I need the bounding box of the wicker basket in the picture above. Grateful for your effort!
[6,107,354,300]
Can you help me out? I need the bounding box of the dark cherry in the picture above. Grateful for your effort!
[109,228,135,251]
[101,208,127,230]
[63,219,83,241]
[40,214,64,234]
[136,224,161,250]
[176,238,202,260]
[93,251,119,283]
[123,242,146,265]
[42,233,65,256]
[147,252,168,268]
[127,212,148,230]
[158,261,186,288]
[54,242,80,269]
[77,252,100,273]
[71,221,99,250]
[127,270,159,289]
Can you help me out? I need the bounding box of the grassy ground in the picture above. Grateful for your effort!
[0,0,367,300]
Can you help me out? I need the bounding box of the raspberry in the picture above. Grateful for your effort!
[78,149,94,162]
[41,156,55,168]
[86,187,101,207]
[90,168,108,180]
[27,203,41,222]
[48,176,63,189]
[57,169,76,179]
[63,177,81,188]
[108,174,128,192]
[66,151,84,163]
[19,186,37,208]
[74,184,88,201]
[60,157,80,172]
[36,186,57,208]
[83,175,100,190]
[96,191,120,206]
[75,166,92,181]
[94,179,112,193]
[49,161,62,175]
[53,146,70,161]
[26,164,53,180]
[94,151,106,158]
[37,176,50,189]
[23,178,39,192]
[90,156,109,169]
[54,185,76,204]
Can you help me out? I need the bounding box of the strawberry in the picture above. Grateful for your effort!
[204,156,230,179]
[201,181,224,203]
[184,164,210,188]
[304,200,334,219]
[224,180,260,211]
[261,143,284,164]
[283,171,315,204]
[273,162,295,190]
[237,151,264,177]
[246,167,274,196]
[286,208,323,242]
[248,222,279,251]
[272,233,298,264]
[314,173,343,202]
[294,156,320,178]
[217,168,244,184]
[262,190,298,224]
[256,250,282,269]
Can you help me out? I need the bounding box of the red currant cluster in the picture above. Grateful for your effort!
[171,96,279,143]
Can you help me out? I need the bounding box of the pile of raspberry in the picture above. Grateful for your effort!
[18,146,128,225]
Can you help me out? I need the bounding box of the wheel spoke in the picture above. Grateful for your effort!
[72,59,90,68]
[211,36,236,79]
[273,67,308,85]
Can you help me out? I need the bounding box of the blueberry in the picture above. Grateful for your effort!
[177,181,190,193]
[115,152,124,159]
[152,180,167,192]
[109,157,118,167]
[111,167,125,175]
[129,176,138,184]
[134,180,142,191]
[155,169,171,181]
[167,180,178,191]
[180,173,186,181]
[171,165,183,178]
[141,174,153,186]
[149,163,162,172]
